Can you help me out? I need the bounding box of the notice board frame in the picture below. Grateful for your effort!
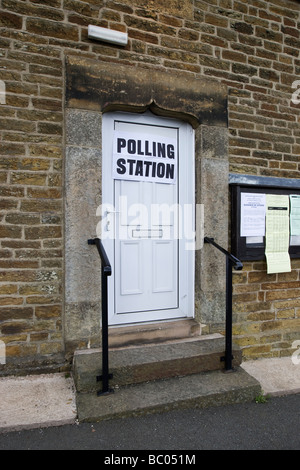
[230,174,300,262]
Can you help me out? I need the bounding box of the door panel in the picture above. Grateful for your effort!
[119,241,142,296]
[114,120,178,317]
[152,240,176,293]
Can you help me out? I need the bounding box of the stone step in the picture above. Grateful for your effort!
[108,318,201,348]
[73,334,242,393]
[76,367,261,423]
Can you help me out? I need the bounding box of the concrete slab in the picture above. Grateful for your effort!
[241,357,300,397]
[76,368,261,423]
[0,373,77,433]
[73,335,242,392]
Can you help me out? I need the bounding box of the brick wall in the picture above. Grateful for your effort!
[0,0,299,372]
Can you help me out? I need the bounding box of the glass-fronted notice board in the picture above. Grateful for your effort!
[230,177,300,273]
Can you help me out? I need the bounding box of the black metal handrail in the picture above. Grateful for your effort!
[88,238,113,395]
[204,237,243,371]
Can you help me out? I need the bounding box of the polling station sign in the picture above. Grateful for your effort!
[112,130,177,184]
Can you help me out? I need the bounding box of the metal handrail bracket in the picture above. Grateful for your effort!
[204,237,243,270]
[88,238,113,395]
[204,236,243,371]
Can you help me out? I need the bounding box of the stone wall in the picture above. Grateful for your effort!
[0,0,299,372]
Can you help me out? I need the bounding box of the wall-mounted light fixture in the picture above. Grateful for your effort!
[88,25,128,46]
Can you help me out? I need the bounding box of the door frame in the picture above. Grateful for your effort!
[101,111,195,326]
[65,57,229,351]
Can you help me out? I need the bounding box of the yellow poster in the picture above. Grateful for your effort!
[265,194,291,274]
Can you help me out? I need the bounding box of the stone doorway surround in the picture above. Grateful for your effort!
[64,56,228,356]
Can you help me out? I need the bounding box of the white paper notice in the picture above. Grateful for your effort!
[112,130,177,184]
[240,193,266,237]
[290,195,300,236]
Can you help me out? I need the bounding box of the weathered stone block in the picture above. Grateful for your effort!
[64,146,102,304]
[65,56,228,128]
[66,109,101,147]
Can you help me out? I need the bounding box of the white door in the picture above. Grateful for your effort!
[102,112,194,325]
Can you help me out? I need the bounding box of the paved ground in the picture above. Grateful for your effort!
[241,356,300,396]
[0,393,299,450]
[0,356,299,450]
[0,372,77,433]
